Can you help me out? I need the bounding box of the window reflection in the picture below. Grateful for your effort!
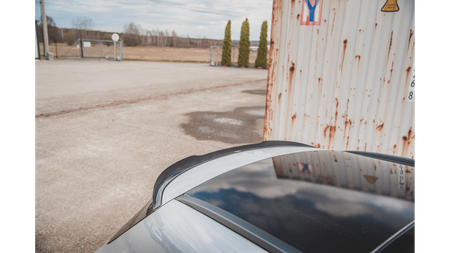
[187,151,414,253]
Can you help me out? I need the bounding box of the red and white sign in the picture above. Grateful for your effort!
[301,0,323,26]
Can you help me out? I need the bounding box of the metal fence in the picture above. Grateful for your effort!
[63,39,123,60]
[210,46,267,67]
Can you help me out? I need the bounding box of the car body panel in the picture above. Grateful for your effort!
[96,143,414,252]
[96,200,267,253]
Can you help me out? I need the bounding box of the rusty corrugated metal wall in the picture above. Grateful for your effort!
[264,0,415,158]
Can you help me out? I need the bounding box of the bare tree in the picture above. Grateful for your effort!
[123,22,142,46]
[172,30,178,47]
[157,30,164,46]
[72,16,94,39]
[165,30,170,47]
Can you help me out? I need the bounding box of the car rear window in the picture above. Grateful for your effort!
[380,227,414,253]
[186,150,415,253]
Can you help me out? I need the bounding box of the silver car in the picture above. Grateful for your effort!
[96,141,414,253]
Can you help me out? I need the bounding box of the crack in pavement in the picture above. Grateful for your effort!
[36,78,267,118]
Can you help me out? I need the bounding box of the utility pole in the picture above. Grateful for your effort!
[40,0,50,58]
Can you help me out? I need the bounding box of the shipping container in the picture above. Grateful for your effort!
[264,0,415,158]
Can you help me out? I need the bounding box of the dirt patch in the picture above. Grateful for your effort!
[181,106,266,144]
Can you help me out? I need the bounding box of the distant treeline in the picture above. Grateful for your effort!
[36,23,249,49]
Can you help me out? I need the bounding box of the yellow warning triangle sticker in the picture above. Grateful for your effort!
[364,175,379,184]
[381,0,399,12]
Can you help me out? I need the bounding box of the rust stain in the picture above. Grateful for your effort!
[404,66,412,89]
[330,9,337,37]
[328,126,336,150]
[316,143,321,148]
[324,98,340,150]
[289,62,295,94]
[364,143,367,151]
[401,127,414,157]
[387,30,393,62]
[291,113,297,129]
[263,0,283,141]
[289,0,296,27]
[318,77,323,95]
[375,23,378,30]
[407,29,414,51]
[264,66,275,141]
[304,113,310,124]
[344,119,352,147]
[376,123,384,131]
[315,29,319,63]
[334,98,339,126]
[393,144,397,154]
[346,136,350,150]
[289,62,295,72]
[333,155,338,162]
[324,124,330,139]
[357,139,360,150]
[341,39,348,70]
[387,61,394,84]
[345,99,350,117]
[406,66,412,77]
[297,14,300,21]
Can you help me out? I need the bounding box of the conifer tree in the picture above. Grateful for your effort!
[255,21,268,69]
[237,18,250,67]
[221,20,232,66]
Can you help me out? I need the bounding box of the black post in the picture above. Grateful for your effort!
[80,39,84,58]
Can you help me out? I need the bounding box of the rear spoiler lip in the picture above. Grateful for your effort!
[152,140,315,211]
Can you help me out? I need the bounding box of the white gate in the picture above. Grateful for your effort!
[64,39,123,61]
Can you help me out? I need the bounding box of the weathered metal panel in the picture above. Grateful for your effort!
[264,0,415,158]
[272,151,414,201]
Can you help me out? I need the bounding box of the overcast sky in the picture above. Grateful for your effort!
[35,0,273,41]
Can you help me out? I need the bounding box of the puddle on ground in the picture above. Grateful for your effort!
[242,89,267,96]
[181,106,266,144]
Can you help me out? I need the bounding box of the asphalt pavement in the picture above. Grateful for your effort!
[35,60,268,252]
